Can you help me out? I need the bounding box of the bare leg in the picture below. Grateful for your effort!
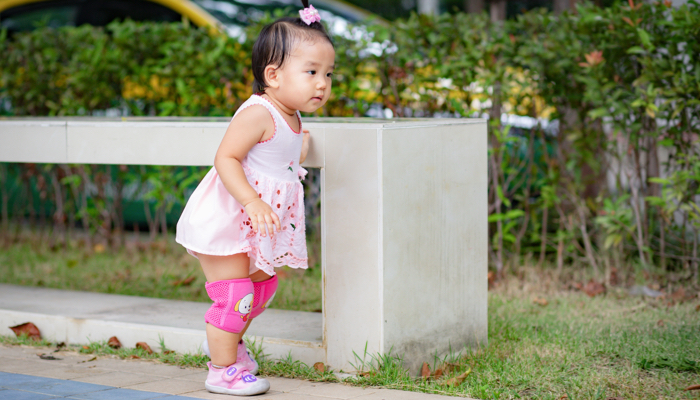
[199,253,250,367]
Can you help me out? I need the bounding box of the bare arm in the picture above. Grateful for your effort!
[299,130,310,164]
[214,105,280,236]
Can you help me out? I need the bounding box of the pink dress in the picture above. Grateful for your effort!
[175,95,308,276]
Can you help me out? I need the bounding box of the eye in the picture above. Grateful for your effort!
[326,72,333,78]
[307,70,316,75]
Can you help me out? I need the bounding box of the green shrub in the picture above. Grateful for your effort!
[1,2,699,279]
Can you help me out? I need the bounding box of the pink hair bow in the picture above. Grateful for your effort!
[299,5,321,25]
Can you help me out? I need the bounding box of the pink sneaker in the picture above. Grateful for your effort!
[236,340,260,375]
[205,362,269,396]
[202,339,259,375]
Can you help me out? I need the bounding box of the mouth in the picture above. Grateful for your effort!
[311,96,323,101]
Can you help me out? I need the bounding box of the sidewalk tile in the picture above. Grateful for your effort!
[288,382,377,399]
[124,378,205,395]
[171,389,222,399]
[101,362,203,378]
[178,389,281,399]
[251,392,345,399]
[66,387,172,400]
[0,345,38,358]
[2,377,111,396]
[30,366,110,380]
[70,357,146,371]
[183,391,322,400]
[0,390,60,399]
[0,372,48,386]
[353,389,457,399]
[171,371,208,383]
[73,371,166,387]
[0,358,55,374]
[265,376,322,392]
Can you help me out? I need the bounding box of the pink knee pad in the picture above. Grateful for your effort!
[205,278,254,333]
[250,275,278,319]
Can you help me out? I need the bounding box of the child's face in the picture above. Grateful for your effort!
[272,39,335,113]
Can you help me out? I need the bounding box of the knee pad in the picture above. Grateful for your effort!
[205,278,254,333]
[250,275,278,319]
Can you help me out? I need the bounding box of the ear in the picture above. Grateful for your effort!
[264,65,281,89]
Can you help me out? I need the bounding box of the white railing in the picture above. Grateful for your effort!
[0,116,488,373]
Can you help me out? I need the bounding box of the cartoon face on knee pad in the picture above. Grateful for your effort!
[204,278,255,333]
[236,293,254,322]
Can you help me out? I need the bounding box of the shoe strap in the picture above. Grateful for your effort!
[222,365,245,382]
[222,365,255,384]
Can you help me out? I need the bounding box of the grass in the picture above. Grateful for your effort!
[3,287,698,399]
[0,228,322,312]
[1,229,699,398]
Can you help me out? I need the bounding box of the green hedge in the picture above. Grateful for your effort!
[1,1,699,278]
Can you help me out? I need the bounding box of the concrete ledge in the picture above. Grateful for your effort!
[0,284,324,365]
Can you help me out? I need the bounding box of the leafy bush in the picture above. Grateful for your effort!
[1,1,699,281]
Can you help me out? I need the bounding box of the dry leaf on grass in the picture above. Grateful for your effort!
[10,322,41,340]
[533,297,549,306]
[685,384,700,391]
[163,350,175,355]
[558,396,568,400]
[421,362,430,378]
[127,355,141,359]
[695,304,699,312]
[444,367,472,386]
[136,342,153,354]
[442,362,459,374]
[108,336,122,349]
[656,319,665,327]
[670,287,686,302]
[432,368,443,379]
[313,362,325,373]
[583,280,605,297]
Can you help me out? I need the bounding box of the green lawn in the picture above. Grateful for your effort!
[0,230,322,312]
[1,230,699,399]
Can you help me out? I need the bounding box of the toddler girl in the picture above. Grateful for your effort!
[175,2,335,395]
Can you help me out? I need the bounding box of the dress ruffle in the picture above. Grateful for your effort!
[176,165,308,276]
[241,162,308,274]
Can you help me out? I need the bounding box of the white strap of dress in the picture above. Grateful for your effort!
[233,95,280,123]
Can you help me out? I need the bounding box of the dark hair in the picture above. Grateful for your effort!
[252,1,334,93]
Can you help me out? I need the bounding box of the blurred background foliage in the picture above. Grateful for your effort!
[0,0,699,284]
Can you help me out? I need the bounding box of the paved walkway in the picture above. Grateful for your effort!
[1,342,460,399]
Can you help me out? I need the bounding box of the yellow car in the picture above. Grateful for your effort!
[0,0,377,37]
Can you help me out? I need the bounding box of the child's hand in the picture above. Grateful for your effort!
[244,199,281,237]
[299,130,311,164]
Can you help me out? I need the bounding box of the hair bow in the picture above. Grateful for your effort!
[299,5,321,25]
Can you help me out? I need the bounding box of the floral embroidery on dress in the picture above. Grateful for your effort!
[287,161,294,172]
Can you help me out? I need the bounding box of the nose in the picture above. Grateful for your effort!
[316,76,327,90]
